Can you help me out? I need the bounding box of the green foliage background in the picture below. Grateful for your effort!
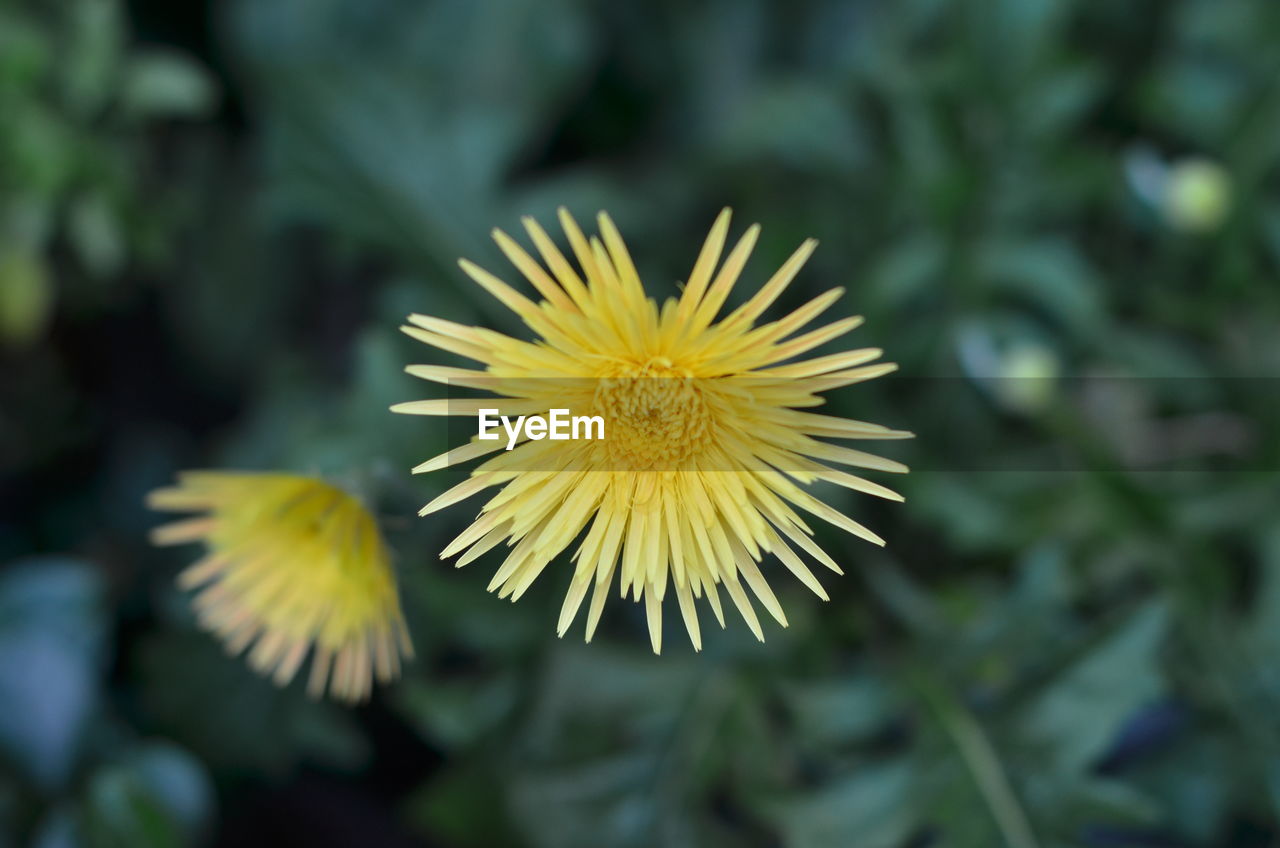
[3,0,1280,846]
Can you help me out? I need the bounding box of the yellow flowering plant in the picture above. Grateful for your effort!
[148,472,411,702]
[394,209,910,652]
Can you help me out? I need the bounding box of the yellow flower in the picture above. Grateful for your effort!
[147,472,412,702]
[394,209,910,652]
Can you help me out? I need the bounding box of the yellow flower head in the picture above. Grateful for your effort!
[394,209,910,652]
[147,472,412,702]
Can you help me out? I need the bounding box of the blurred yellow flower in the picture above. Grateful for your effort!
[147,472,411,702]
[394,209,909,652]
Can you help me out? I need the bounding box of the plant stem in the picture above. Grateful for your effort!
[913,669,1041,848]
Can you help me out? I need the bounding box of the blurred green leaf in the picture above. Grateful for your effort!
[28,807,80,848]
[714,79,867,174]
[67,193,125,278]
[60,0,124,118]
[1018,63,1104,138]
[773,760,916,848]
[119,52,218,119]
[0,11,50,85]
[867,231,947,303]
[0,246,53,347]
[404,760,522,848]
[392,674,519,750]
[135,630,369,774]
[1018,603,1168,774]
[4,102,76,195]
[976,238,1105,339]
[1124,734,1232,842]
[506,645,734,848]
[0,558,104,790]
[229,0,593,270]
[82,767,181,848]
[779,674,899,749]
[122,743,215,840]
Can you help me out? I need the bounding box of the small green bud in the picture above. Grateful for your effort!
[995,344,1059,414]
[1163,158,1232,233]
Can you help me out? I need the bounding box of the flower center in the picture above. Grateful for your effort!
[592,358,712,470]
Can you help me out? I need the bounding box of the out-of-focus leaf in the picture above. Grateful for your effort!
[0,11,50,84]
[1109,330,1217,380]
[1031,775,1160,834]
[0,632,95,789]
[134,630,369,773]
[779,674,898,749]
[976,238,1105,338]
[972,0,1070,76]
[404,761,522,848]
[0,558,104,790]
[521,645,702,746]
[908,473,1012,554]
[2,194,56,253]
[1141,59,1247,145]
[31,744,212,848]
[1019,63,1104,138]
[772,760,916,848]
[28,807,80,848]
[68,193,125,278]
[82,767,182,848]
[392,674,519,750]
[60,0,124,117]
[343,328,438,474]
[1018,603,1169,774]
[123,743,215,839]
[864,233,946,318]
[507,645,729,848]
[228,0,592,272]
[1123,734,1232,842]
[119,52,218,119]
[399,561,544,660]
[1262,203,1280,272]
[0,776,14,848]
[508,751,665,848]
[0,246,53,347]
[713,79,867,174]
[5,102,76,196]
[1251,528,1280,656]
[289,707,373,773]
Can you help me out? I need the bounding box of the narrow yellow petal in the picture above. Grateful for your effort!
[724,238,818,328]
[676,208,731,321]
[689,224,760,333]
[645,588,663,654]
[419,473,499,516]
[674,577,702,651]
[492,227,578,312]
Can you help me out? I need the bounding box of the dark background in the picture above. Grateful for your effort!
[3,0,1280,846]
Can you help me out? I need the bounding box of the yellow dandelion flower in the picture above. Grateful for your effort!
[147,472,412,702]
[394,209,910,652]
